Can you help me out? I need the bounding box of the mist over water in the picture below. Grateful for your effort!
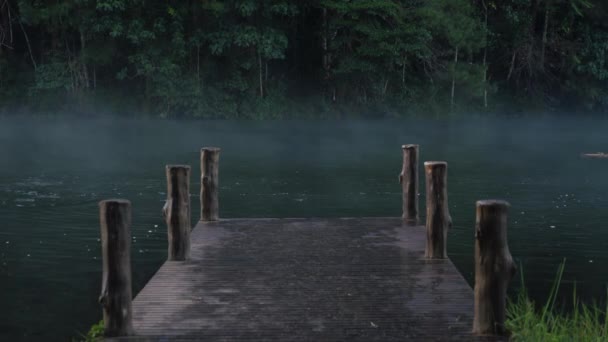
[1,116,607,340]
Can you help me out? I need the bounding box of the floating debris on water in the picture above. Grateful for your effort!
[550,225,556,229]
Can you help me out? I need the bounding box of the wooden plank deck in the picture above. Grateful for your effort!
[111,217,497,341]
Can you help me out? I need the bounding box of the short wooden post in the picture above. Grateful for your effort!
[424,161,452,259]
[399,144,419,223]
[98,199,133,337]
[473,200,516,336]
[200,147,220,221]
[164,165,191,261]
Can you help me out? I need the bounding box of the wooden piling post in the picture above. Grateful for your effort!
[164,165,191,261]
[424,161,452,259]
[98,199,133,337]
[473,200,516,336]
[399,144,419,223]
[201,147,220,221]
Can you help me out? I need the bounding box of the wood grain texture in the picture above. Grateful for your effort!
[99,199,134,337]
[399,144,419,223]
[106,218,503,341]
[473,200,516,336]
[165,165,191,261]
[424,161,452,259]
[200,147,220,221]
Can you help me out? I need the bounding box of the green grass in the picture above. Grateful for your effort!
[78,263,608,341]
[506,260,608,341]
[73,320,103,342]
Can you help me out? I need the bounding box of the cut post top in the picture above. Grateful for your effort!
[401,144,419,149]
[99,199,131,206]
[166,164,191,170]
[424,161,447,167]
[476,199,510,208]
[201,147,221,152]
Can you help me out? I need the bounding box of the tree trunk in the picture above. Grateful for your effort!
[540,2,550,71]
[399,144,419,223]
[473,200,516,336]
[507,50,517,81]
[98,199,133,337]
[258,49,264,98]
[322,7,334,102]
[197,45,201,86]
[80,28,89,89]
[382,79,389,99]
[526,0,541,83]
[424,161,451,259]
[402,58,406,91]
[143,77,151,114]
[322,8,329,75]
[450,47,459,112]
[164,165,191,261]
[201,147,221,221]
[18,16,36,70]
[482,0,488,109]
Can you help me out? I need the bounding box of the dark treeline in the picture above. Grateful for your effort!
[0,0,606,118]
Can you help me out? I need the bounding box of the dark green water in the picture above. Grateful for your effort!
[1,118,607,341]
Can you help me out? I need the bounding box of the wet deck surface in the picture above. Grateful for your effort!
[116,218,486,341]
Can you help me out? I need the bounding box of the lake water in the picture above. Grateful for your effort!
[1,117,607,340]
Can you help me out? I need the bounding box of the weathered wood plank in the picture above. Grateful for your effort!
[108,218,502,341]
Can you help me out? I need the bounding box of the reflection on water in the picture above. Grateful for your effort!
[0,117,607,340]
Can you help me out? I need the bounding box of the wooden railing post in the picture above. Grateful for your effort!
[424,161,452,259]
[399,144,419,223]
[98,199,133,337]
[473,200,516,336]
[163,165,191,261]
[200,147,220,221]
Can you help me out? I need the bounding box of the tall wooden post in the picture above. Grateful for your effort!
[164,165,191,261]
[473,200,516,336]
[98,199,133,337]
[424,161,451,259]
[201,147,220,221]
[399,144,419,223]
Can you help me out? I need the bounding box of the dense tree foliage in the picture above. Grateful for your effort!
[0,0,606,118]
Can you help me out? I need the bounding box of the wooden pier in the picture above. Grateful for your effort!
[99,146,514,341]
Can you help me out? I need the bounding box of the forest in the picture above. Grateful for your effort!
[0,0,606,118]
